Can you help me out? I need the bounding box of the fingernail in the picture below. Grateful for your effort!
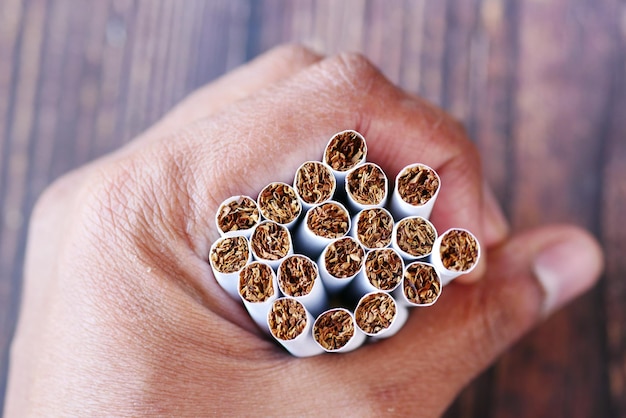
[533,237,603,315]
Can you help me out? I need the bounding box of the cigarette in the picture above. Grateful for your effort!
[351,208,394,250]
[323,130,367,184]
[215,195,260,238]
[344,162,388,210]
[396,261,442,307]
[249,221,294,270]
[354,292,409,339]
[277,255,328,316]
[257,182,302,229]
[391,216,438,261]
[268,297,324,357]
[353,248,405,296]
[431,228,481,286]
[238,261,279,331]
[313,308,366,353]
[293,161,336,211]
[390,163,441,220]
[318,237,365,294]
[209,236,252,299]
[296,201,350,257]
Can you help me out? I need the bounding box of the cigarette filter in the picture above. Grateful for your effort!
[431,228,481,286]
[215,195,260,238]
[355,292,409,339]
[238,261,279,331]
[390,163,440,220]
[313,308,366,353]
[209,236,252,299]
[250,220,294,270]
[268,297,324,357]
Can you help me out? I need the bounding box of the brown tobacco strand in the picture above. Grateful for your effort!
[295,162,335,205]
[313,309,354,350]
[324,237,364,278]
[239,263,274,303]
[258,183,301,224]
[396,217,436,257]
[307,202,349,239]
[324,131,366,172]
[216,196,259,233]
[357,208,393,248]
[346,163,386,205]
[397,165,439,205]
[355,293,396,334]
[269,298,307,340]
[210,236,249,273]
[364,249,403,291]
[440,230,479,271]
[403,263,441,305]
[251,222,290,260]
[279,255,317,297]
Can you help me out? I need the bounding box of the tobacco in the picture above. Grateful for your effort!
[397,165,439,205]
[216,196,259,233]
[324,237,364,278]
[251,222,290,261]
[239,262,275,303]
[440,229,479,271]
[346,163,386,205]
[403,263,441,305]
[278,255,317,297]
[295,162,335,205]
[355,293,396,334]
[258,183,301,224]
[307,202,350,239]
[356,208,393,249]
[313,309,355,350]
[396,217,436,257]
[210,236,249,273]
[364,249,403,291]
[324,131,366,172]
[268,298,307,341]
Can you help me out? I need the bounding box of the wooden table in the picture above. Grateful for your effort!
[1,0,624,415]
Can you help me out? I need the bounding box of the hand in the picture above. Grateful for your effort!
[5,45,603,417]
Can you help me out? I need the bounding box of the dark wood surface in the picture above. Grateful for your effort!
[1,0,624,416]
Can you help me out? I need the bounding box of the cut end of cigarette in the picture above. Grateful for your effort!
[440,229,479,271]
[216,196,260,234]
[313,309,355,351]
[403,263,441,305]
[268,298,307,341]
[324,237,365,278]
[278,255,318,297]
[258,183,301,224]
[397,164,440,206]
[365,249,404,291]
[307,202,350,239]
[324,130,366,172]
[251,221,291,261]
[355,293,397,335]
[239,262,275,303]
[396,217,436,257]
[210,236,249,274]
[295,161,335,205]
[357,208,393,249]
[346,163,386,206]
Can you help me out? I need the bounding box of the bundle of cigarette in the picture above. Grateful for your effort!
[209,130,481,357]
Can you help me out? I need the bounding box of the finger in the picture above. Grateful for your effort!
[344,225,603,416]
[140,44,323,140]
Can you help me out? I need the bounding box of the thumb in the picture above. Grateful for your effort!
[348,225,604,416]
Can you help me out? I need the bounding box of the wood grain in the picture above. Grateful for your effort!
[0,0,624,415]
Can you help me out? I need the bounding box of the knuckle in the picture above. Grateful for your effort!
[267,43,321,65]
[322,52,384,94]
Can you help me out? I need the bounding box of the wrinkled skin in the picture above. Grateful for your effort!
[5,46,603,417]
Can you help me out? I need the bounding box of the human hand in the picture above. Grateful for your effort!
[5,45,603,417]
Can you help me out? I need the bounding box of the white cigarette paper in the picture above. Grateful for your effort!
[313,308,366,353]
[268,297,324,357]
[238,262,279,331]
[277,255,328,316]
[257,182,302,229]
[318,237,365,294]
[344,162,389,211]
[354,292,409,339]
[391,216,438,262]
[390,163,440,220]
[250,221,294,270]
[431,228,481,286]
[209,236,252,299]
[293,161,336,211]
[215,195,260,238]
[296,201,350,258]
[352,248,405,296]
[323,130,367,185]
[351,208,394,250]
[395,261,442,307]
